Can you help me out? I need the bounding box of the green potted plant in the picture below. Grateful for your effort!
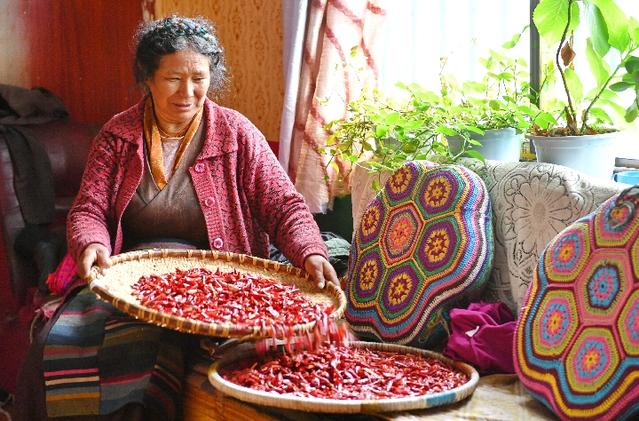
[323,39,535,188]
[441,42,535,162]
[529,0,639,179]
[322,37,535,227]
[323,85,453,191]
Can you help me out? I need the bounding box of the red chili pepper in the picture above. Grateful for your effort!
[131,268,329,328]
[221,345,469,400]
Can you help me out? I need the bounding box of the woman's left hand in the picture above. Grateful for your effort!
[304,254,339,289]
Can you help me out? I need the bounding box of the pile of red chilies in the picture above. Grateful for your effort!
[131,267,330,327]
[222,345,469,399]
[131,268,468,399]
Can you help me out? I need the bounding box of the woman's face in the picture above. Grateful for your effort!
[146,49,211,127]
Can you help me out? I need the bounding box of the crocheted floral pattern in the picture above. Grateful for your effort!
[516,187,639,420]
[347,162,493,347]
[460,159,622,310]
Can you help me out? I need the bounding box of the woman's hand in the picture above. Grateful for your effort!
[77,243,112,280]
[304,254,339,290]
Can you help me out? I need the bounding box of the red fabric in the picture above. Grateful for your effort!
[45,253,77,296]
[66,97,327,269]
[443,302,516,374]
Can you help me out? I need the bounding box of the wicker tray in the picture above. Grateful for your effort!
[208,341,479,413]
[88,249,346,338]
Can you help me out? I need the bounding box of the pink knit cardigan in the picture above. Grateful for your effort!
[66,97,327,268]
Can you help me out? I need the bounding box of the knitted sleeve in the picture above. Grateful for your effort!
[66,130,120,261]
[238,118,327,268]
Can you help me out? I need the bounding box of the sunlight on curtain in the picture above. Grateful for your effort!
[378,0,530,95]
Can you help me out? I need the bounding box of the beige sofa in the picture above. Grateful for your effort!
[183,159,624,420]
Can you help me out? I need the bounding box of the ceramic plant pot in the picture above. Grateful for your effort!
[447,128,522,162]
[529,132,619,180]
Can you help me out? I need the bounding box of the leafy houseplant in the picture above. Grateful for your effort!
[323,45,535,188]
[533,0,639,136]
[529,0,639,179]
[440,43,535,162]
[532,0,639,134]
[323,85,452,184]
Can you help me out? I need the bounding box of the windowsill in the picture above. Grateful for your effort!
[612,127,639,170]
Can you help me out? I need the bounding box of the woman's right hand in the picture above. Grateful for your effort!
[77,243,112,280]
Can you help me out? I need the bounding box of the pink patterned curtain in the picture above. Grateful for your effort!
[284,0,386,213]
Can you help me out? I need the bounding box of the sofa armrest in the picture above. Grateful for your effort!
[0,119,98,305]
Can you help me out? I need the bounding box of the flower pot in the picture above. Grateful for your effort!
[447,128,521,162]
[529,132,619,180]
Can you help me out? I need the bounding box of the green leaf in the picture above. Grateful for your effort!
[489,99,503,110]
[625,56,639,74]
[517,105,536,116]
[625,102,639,122]
[437,126,458,136]
[564,67,583,105]
[630,18,639,44]
[585,3,610,56]
[325,133,338,146]
[466,126,485,136]
[623,71,639,85]
[463,149,486,162]
[610,81,633,92]
[413,90,440,104]
[589,0,630,51]
[597,88,619,101]
[497,72,514,80]
[586,38,610,88]
[598,95,627,118]
[504,26,529,49]
[384,112,401,125]
[533,0,580,44]
[502,30,522,49]
[588,107,614,124]
[375,125,388,139]
[404,119,425,131]
[534,111,558,129]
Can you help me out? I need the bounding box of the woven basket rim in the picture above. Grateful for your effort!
[208,340,479,413]
[88,249,346,338]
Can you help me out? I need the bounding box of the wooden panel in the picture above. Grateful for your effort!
[153,0,284,142]
[0,0,29,88]
[27,0,143,125]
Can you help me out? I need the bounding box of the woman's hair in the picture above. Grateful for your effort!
[133,15,229,95]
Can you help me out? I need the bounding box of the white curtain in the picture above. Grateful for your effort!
[278,0,308,174]
[377,0,530,95]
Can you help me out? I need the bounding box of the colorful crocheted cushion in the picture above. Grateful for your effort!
[515,186,639,421]
[345,161,494,347]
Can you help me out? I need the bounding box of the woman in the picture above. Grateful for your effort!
[16,15,337,420]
